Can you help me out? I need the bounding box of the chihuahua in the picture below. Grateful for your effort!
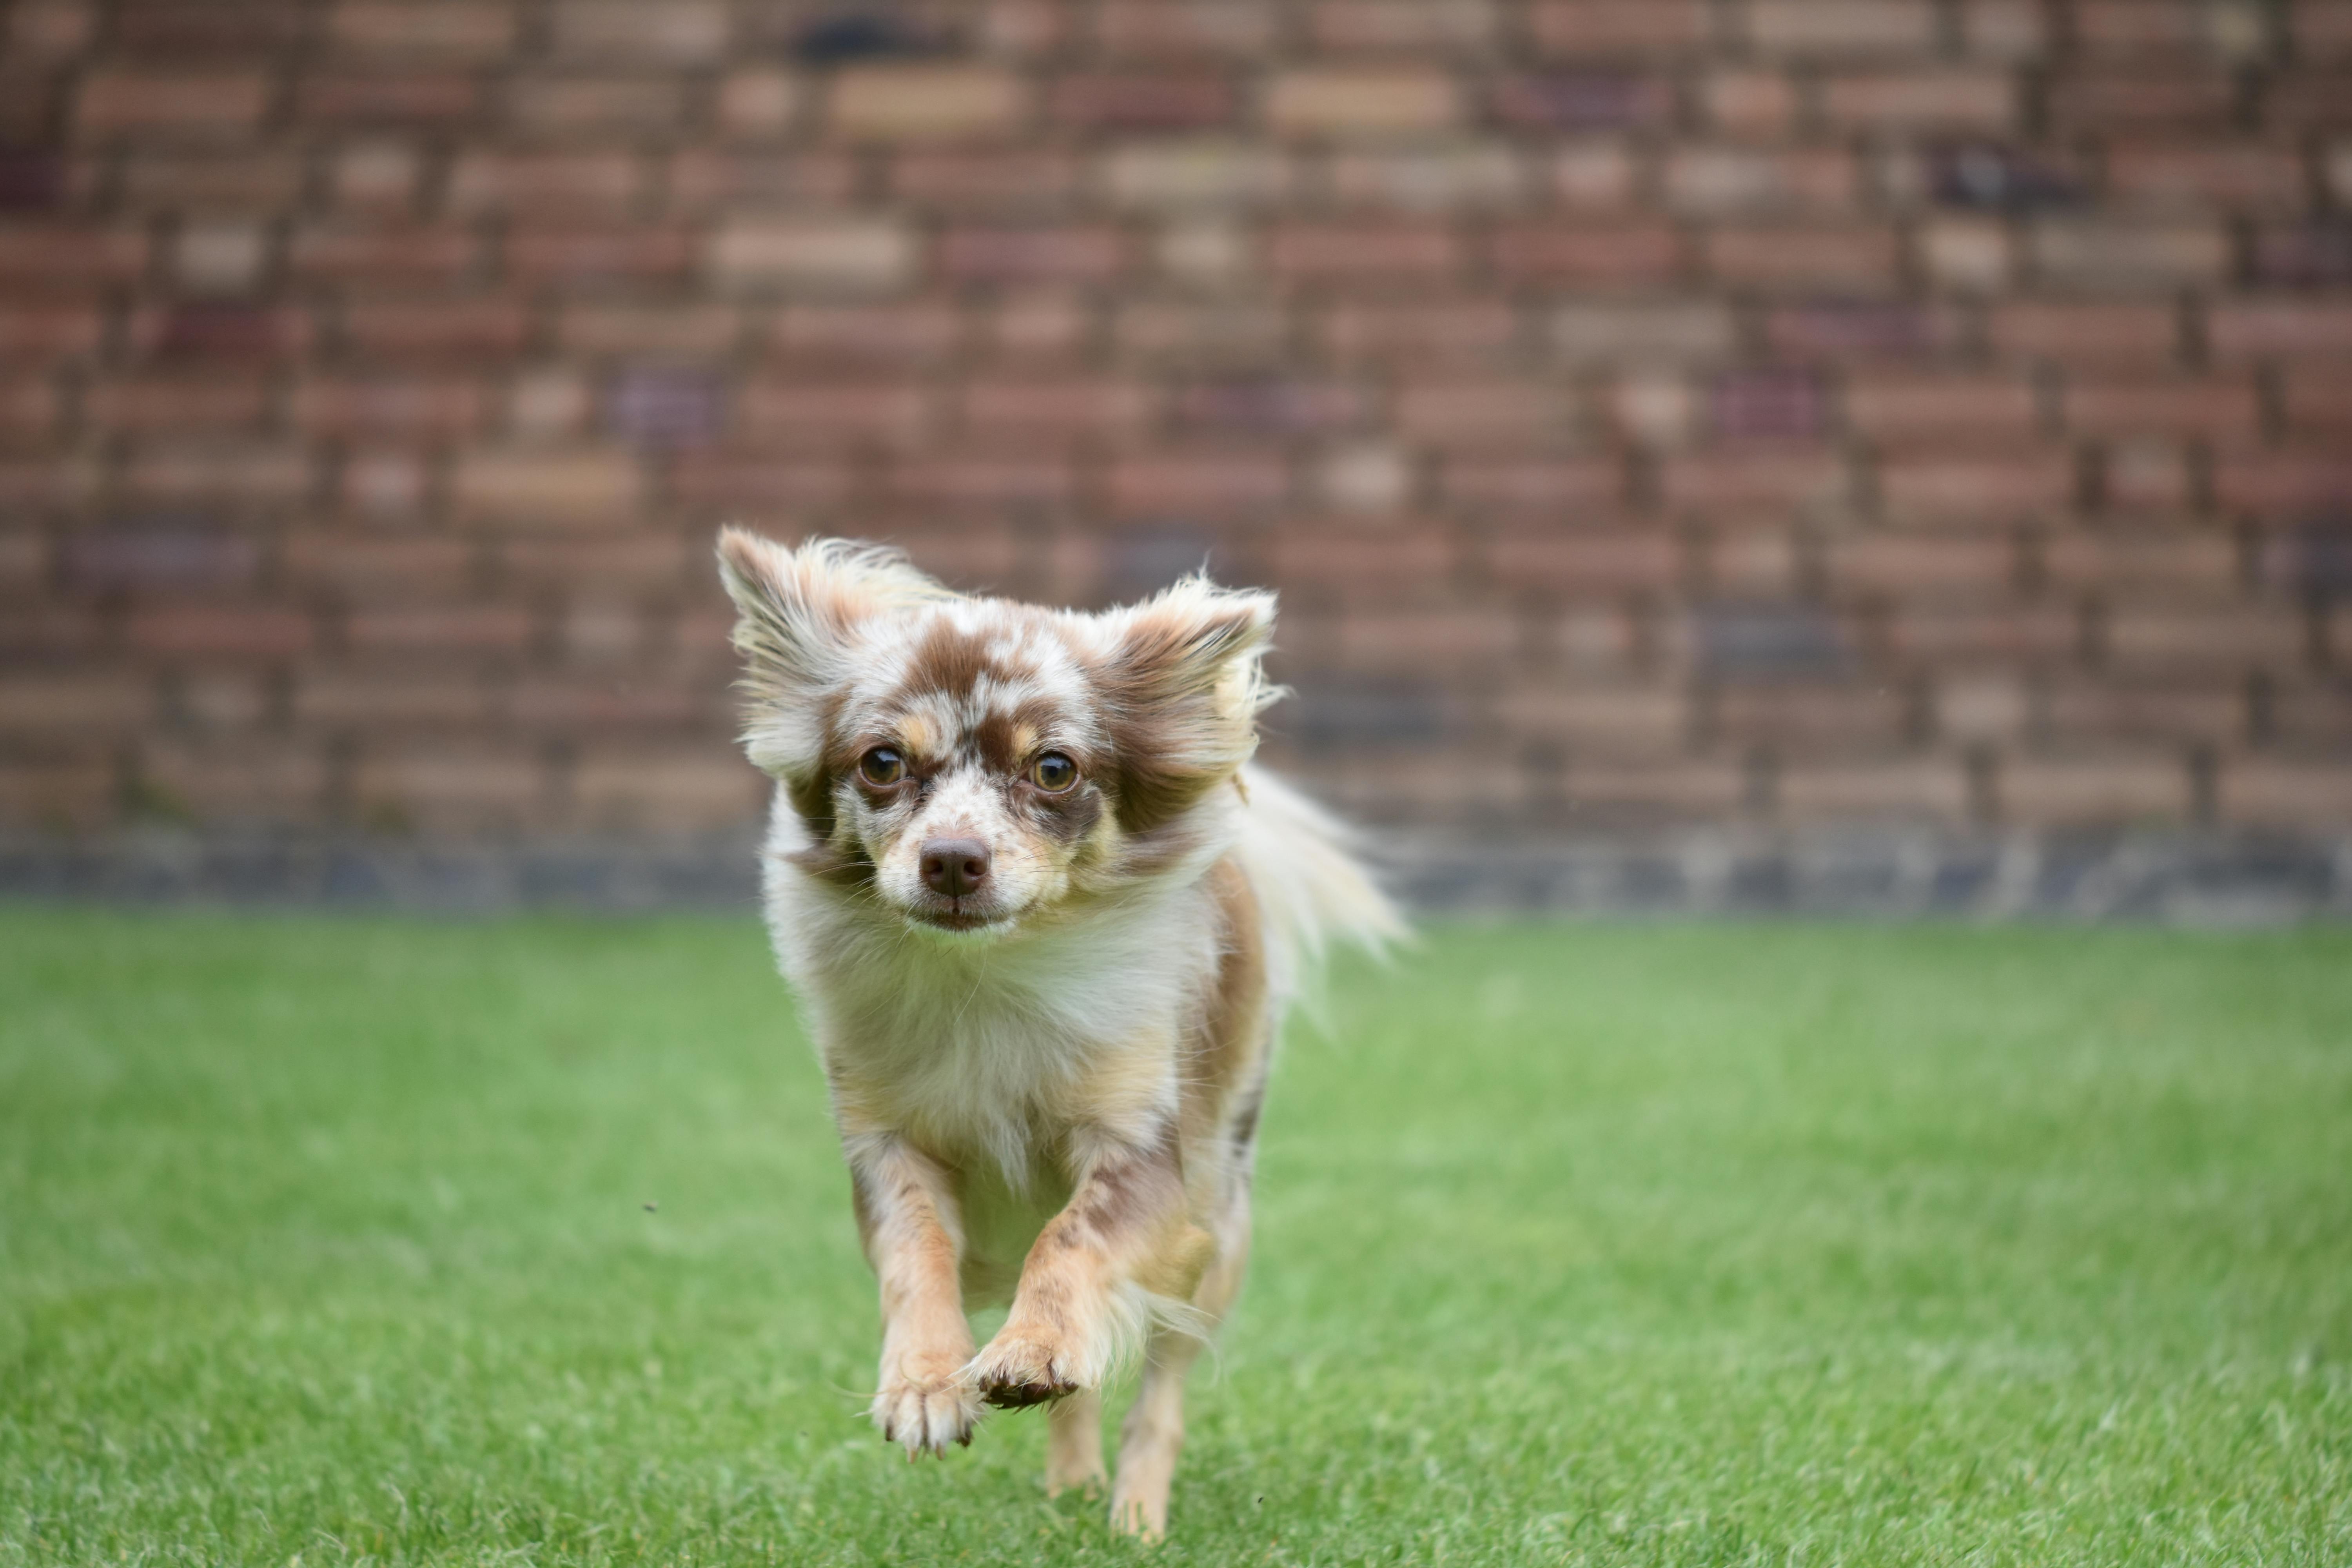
[717,530,1400,1539]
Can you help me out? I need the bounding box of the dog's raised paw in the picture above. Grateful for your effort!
[968,1332,1082,1409]
[872,1360,982,1457]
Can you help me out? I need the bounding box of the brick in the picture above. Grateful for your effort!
[737,379,933,447]
[713,69,803,139]
[1823,528,2016,592]
[959,377,1153,439]
[2043,529,2239,591]
[1555,300,1738,362]
[508,75,684,134]
[87,372,267,431]
[123,443,313,506]
[2219,759,2352,826]
[0,224,145,281]
[2107,143,2308,211]
[1706,224,1901,290]
[1265,69,1461,137]
[2212,448,2352,512]
[1747,0,1936,56]
[1050,73,1236,131]
[1095,2,1277,55]
[2047,71,2233,130]
[1105,449,1290,516]
[1664,147,1856,213]
[294,73,480,125]
[2031,220,2230,287]
[1999,755,2191,825]
[1820,71,2017,130]
[450,448,644,526]
[829,65,1026,142]
[2208,302,2352,361]
[550,0,729,61]
[353,745,546,833]
[342,298,530,358]
[1493,73,1675,130]
[707,218,915,292]
[1492,222,1683,284]
[1779,759,1971,822]
[446,152,644,215]
[1879,452,2077,518]
[1660,450,1850,511]
[2066,377,2260,439]
[1271,222,1463,281]
[572,753,762,832]
[940,226,1129,283]
[127,604,314,658]
[76,69,269,136]
[1443,456,1625,512]
[326,2,518,60]
[2106,607,2307,669]
[506,227,692,283]
[1847,374,2041,445]
[291,224,478,284]
[1529,0,1711,54]
[1989,302,2182,364]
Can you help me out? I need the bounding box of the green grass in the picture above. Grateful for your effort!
[1,912,2347,1566]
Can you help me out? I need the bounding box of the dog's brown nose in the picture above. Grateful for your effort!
[920,838,991,898]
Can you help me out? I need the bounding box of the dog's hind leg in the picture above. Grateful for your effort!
[1046,1388,1107,1498]
[1110,1195,1251,1541]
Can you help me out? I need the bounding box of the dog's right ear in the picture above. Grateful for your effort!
[715,528,951,775]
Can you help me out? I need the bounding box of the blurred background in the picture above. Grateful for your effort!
[1,0,2348,915]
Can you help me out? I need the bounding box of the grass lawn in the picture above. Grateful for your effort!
[1,910,2347,1566]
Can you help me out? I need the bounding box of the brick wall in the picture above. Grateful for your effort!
[3,0,2350,855]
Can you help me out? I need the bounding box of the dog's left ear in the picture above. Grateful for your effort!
[716,528,950,775]
[1097,577,1278,829]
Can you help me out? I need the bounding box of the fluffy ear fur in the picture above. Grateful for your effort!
[715,528,956,777]
[1094,575,1278,832]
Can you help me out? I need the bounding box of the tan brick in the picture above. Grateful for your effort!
[1266,68,1461,137]
[829,65,1026,142]
[450,448,643,526]
[707,218,915,291]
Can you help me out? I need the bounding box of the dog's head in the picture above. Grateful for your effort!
[717,529,1275,938]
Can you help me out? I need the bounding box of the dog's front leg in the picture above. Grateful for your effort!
[969,1126,1207,1409]
[848,1133,982,1457]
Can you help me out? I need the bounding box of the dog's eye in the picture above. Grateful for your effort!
[1030,752,1078,793]
[858,747,905,786]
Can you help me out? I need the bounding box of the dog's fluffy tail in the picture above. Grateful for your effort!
[1232,764,1409,992]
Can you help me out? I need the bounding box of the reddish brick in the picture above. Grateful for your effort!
[1529,0,1711,54]
[2219,759,2352,826]
[707,218,916,291]
[736,379,932,448]
[1492,222,1683,284]
[1271,222,1463,281]
[1265,68,1461,137]
[1879,452,2078,518]
[446,151,644,215]
[2208,301,2352,361]
[127,604,314,658]
[1105,449,1290,516]
[326,2,518,60]
[1778,759,1971,823]
[1660,450,1850,512]
[1822,70,2017,129]
[291,224,478,284]
[342,298,530,358]
[1706,224,1902,289]
[1989,302,2182,364]
[76,70,269,135]
[2066,377,2261,439]
[1049,73,1235,131]
[2000,755,2191,825]
[828,65,1027,142]
[294,73,481,124]
[450,448,644,526]
[940,226,1129,283]
[1847,374,2042,445]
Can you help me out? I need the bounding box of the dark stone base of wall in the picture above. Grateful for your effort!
[5,829,2348,924]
